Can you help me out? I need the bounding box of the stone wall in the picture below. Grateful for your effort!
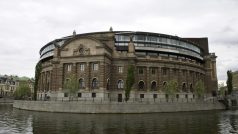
[13,100,225,113]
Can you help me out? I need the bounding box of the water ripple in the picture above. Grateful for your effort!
[0,105,237,134]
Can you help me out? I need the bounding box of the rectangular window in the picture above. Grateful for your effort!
[183,70,186,76]
[93,63,98,71]
[78,93,82,98]
[140,94,144,98]
[80,64,85,71]
[151,68,156,74]
[163,68,167,75]
[67,64,72,72]
[138,67,144,74]
[118,66,123,73]
[153,94,157,99]
[173,69,177,75]
[64,93,68,97]
[92,93,96,98]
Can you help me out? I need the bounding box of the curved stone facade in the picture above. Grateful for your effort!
[37,31,218,101]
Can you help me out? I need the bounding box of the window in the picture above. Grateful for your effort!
[165,94,169,99]
[151,81,157,91]
[190,84,193,92]
[183,70,186,76]
[151,68,156,74]
[153,94,157,99]
[182,83,187,92]
[118,66,123,73]
[92,63,98,71]
[92,78,98,89]
[163,82,167,90]
[176,94,179,99]
[67,64,72,72]
[78,79,85,89]
[162,68,167,75]
[138,81,145,90]
[64,93,68,97]
[65,78,70,83]
[173,69,177,75]
[138,67,144,74]
[107,79,110,90]
[117,80,124,89]
[92,93,96,98]
[140,94,144,98]
[78,93,82,98]
[80,64,85,71]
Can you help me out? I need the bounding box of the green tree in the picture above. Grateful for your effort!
[165,80,178,99]
[195,80,205,98]
[63,74,78,99]
[226,70,233,94]
[218,82,226,96]
[33,61,42,100]
[14,82,31,100]
[125,65,135,101]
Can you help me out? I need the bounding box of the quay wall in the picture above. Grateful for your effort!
[13,100,225,113]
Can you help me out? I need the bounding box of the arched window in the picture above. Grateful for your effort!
[151,81,157,91]
[190,84,193,93]
[79,78,85,89]
[92,78,98,89]
[106,78,110,90]
[182,83,187,92]
[117,80,124,89]
[163,81,167,91]
[138,81,145,90]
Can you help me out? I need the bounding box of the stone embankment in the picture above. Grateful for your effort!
[13,99,225,113]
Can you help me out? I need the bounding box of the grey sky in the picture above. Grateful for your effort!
[0,0,238,82]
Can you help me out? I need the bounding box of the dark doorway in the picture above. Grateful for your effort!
[118,94,122,102]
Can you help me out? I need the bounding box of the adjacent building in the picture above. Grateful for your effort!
[37,30,218,101]
[0,75,34,98]
[0,75,18,97]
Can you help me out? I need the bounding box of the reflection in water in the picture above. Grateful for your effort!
[0,105,237,134]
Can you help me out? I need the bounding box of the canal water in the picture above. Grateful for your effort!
[0,105,237,134]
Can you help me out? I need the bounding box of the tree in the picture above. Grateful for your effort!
[14,82,31,100]
[63,74,78,99]
[125,65,135,101]
[195,80,205,98]
[218,82,226,96]
[165,80,178,99]
[226,70,233,94]
[33,61,42,100]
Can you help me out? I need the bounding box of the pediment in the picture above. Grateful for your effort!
[60,36,111,57]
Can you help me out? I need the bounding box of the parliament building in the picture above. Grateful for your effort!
[37,29,218,101]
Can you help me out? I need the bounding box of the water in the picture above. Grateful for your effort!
[0,105,238,134]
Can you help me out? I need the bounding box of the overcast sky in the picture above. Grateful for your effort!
[0,0,237,82]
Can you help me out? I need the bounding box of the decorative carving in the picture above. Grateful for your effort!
[73,44,90,56]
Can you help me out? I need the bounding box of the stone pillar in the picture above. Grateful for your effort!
[146,67,150,91]
[158,67,162,91]
[86,62,90,91]
[99,61,105,91]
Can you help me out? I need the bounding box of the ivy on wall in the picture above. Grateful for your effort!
[33,61,42,100]
[125,65,135,101]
